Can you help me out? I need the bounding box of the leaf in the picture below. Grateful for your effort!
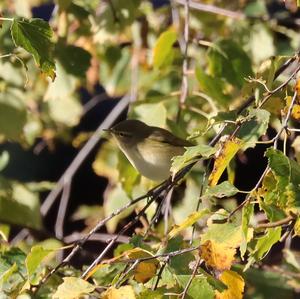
[200,240,236,271]
[168,209,210,239]
[132,102,167,128]
[176,275,215,299]
[208,137,243,186]
[0,151,9,172]
[240,202,254,258]
[237,108,270,149]
[11,18,55,79]
[215,270,245,299]
[93,142,119,182]
[0,89,27,140]
[104,184,134,233]
[103,285,136,299]
[117,151,140,196]
[0,248,27,294]
[171,144,216,174]
[245,227,281,270]
[55,43,91,78]
[253,227,282,260]
[264,148,300,210]
[208,39,253,88]
[195,67,231,106]
[25,245,52,285]
[53,277,95,299]
[203,181,239,200]
[0,196,42,230]
[153,29,177,69]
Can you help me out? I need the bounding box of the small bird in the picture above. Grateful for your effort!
[105,119,192,181]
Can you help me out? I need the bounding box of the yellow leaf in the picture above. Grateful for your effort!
[168,209,210,239]
[285,95,300,121]
[103,285,136,299]
[53,277,95,299]
[209,137,243,186]
[134,261,157,283]
[200,240,236,271]
[215,270,245,299]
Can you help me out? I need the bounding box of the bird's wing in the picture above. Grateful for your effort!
[149,128,193,147]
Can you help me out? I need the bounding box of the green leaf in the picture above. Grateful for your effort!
[176,275,215,299]
[240,202,254,258]
[0,248,27,294]
[0,89,27,140]
[195,66,231,106]
[244,0,267,17]
[132,102,167,128]
[254,227,281,260]
[0,195,42,230]
[238,108,270,149]
[198,268,227,292]
[208,39,253,88]
[55,43,91,78]
[11,18,56,80]
[117,151,140,196]
[265,148,300,209]
[104,183,134,233]
[203,181,239,199]
[53,277,95,299]
[171,144,216,174]
[25,245,53,284]
[153,29,177,69]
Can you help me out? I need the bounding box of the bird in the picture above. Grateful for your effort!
[105,119,192,181]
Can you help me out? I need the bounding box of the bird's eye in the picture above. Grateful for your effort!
[119,132,125,137]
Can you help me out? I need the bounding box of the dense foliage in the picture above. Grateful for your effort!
[0,0,300,298]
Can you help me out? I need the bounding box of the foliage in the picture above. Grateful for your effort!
[0,0,300,298]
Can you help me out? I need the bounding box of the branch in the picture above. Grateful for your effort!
[255,215,294,229]
[174,0,245,20]
[177,0,190,120]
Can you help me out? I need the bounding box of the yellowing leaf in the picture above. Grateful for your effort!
[103,285,136,299]
[168,209,210,239]
[134,261,157,283]
[153,29,177,68]
[285,95,300,121]
[53,277,95,299]
[209,137,243,186]
[200,240,236,271]
[215,270,245,299]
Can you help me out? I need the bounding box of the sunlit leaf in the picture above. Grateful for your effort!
[11,18,56,79]
[168,209,210,239]
[171,144,216,174]
[201,240,236,271]
[153,29,177,69]
[240,202,254,258]
[103,285,136,299]
[0,151,9,172]
[209,137,243,186]
[53,277,95,299]
[203,181,239,200]
[215,270,245,299]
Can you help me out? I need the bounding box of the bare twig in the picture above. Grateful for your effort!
[63,232,129,244]
[177,0,190,121]
[55,179,71,239]
[255,215,294,229]
[181,256,202,299]
[174,0,245,20]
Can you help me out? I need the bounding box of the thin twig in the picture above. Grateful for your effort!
[181,256,202,299]
[177,0,190,121]
[63,232,129,244]
[55,179,71,239]
[174,0,245,20]
[255,215,294,229]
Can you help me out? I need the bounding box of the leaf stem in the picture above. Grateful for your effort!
[0,17,14,21]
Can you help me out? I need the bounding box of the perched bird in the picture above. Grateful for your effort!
[105,119,192,181]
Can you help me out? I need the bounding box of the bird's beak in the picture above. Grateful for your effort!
[103,128,113,133]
